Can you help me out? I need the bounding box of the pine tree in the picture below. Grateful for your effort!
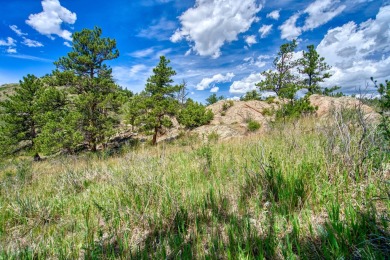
[240,90,261,101]
[177,99,214,129]
[0,75,43,159]
[256,40,299,99]
[299,45,332,94]
[206,93,224,105]
[54,27,121,151]
[141,56,182,145]
[123,93,146,132]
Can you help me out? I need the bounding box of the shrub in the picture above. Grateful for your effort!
[177,99,214,129]
[247,119,261,132]
[276,97,317,121]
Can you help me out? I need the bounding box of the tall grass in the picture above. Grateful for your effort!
[0,109,388,259]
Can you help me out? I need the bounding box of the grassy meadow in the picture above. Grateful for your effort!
[0,108,389,259]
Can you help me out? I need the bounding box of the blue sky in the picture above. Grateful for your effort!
[0,0,389,102]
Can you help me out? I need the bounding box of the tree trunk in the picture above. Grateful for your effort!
[152,126,158,146]
[91,141,97,152]
[34,152,41,161]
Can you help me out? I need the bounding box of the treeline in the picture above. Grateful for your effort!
[0,27,213,159]
[1,27,388,159]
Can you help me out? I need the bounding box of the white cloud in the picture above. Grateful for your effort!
[26,0,76,41]
[229,73,264,94]
[279,13,302,40]
[0,37,16,47]
[6,48,17,54]
[171,0,262,58]
[64,41,71,47]
[22,38,44,47]
[279,0,345,40]
[239,55,270,70]
[196,72,235,90]
[267,10,280,20]
[245,35,257,46]
[303,0,346,31]
[9,25,27,36]
[317,5,390,91]
[210,86,219,93]
[259,24,273,38]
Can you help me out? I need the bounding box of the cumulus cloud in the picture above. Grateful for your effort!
[317,5,390,91]
[22,38,44,47]
[6,48,17,54]
[196,72,235,90]
[279,0,345,40]
[267,10,280,20]
[0,37,16,47]
[303,0,346,31]
[229,73,264,94]
[245,35,257,46]
[9,25,27,36]
[64,41,71,47]
[26,0,76,41]
[259,24,273,38]
[171,0,262,58]
[279,13,302,40]
[210,86,219,93]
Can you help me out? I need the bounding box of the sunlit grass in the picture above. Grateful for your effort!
[0,113,388,259]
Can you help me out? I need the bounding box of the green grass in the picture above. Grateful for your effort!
[0,112,389,259]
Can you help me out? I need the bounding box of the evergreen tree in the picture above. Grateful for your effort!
[256,40,299,98]
[123,93,146,132]
[0,75,43,159]
[54,27,121,151]
[177,99,214,129]
[240,90,261,101]
[141,56,182,145]
[206,93,224,105]
[299,45,332,94]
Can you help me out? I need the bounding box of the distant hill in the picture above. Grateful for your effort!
[0,83,18,101]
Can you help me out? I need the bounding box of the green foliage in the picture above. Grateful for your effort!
[371,77,390,149]
[240,90,261,101]
[139,56,182,145]
[247,119,261,132]
[257,40,300,98]
[54,27,121,151]
[0,75,44,157]
[322,86,344,97]
[298,45,332,94]
[206,93,224,105]
[222,100,234,111]
[177,99,213,129]
[276,97,317,121]
[122,94,146,131]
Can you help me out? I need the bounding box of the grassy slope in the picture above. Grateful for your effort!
[0,84,18,102]
[0,114,389,258]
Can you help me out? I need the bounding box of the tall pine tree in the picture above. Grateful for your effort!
[0,75,44,159]
[298,45,332,94]
[54,27,121,151]
[141,56,182,145]
[256,40,299,99]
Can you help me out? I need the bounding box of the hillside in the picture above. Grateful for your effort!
[159,95,380,143]
[0,102,388,258]
[0,83,18,101]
